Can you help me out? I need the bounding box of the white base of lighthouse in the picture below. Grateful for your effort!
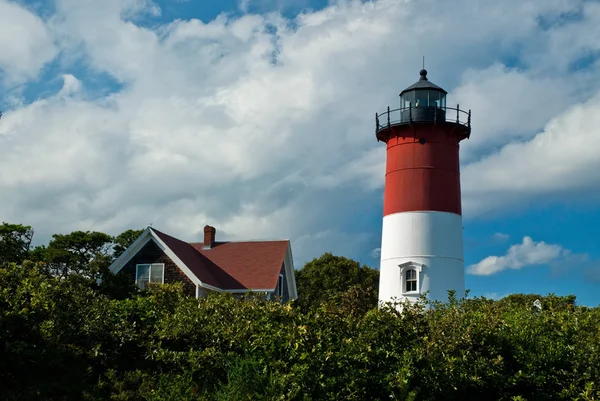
[378,211,465,307]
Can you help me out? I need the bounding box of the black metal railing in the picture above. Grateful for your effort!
[375,105,471,133]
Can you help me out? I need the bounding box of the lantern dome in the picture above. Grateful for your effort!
[375,69,471,142]
[399,69,447,110]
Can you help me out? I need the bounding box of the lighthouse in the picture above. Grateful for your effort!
[375,69,471,306]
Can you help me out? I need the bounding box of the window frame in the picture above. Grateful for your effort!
[414,89,428,107]
[277,273,284,298]
[405,269,417,292]
[135,263,165,289]
[401,91,415,109]
[399,262,423,295]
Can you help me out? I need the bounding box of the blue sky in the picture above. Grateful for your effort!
[1,0,600,305]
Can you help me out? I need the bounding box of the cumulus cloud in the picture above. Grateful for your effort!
[1,0,600,267]
[462,91,600,218]
[0,0,57,84]
[466,236,582,276]
[453,64,579,163]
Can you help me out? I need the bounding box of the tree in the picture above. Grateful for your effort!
[31,230,113,280]
[2,252,599,400]
[0,223,34,266]
[113,228,144,259]
[294,253,379,313]
[99,229,144,299]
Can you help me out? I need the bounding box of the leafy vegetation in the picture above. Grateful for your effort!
[0,223,34,266]
[294,252,379,314]
[1,222,599,400]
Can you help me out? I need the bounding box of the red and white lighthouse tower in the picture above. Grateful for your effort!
[375,69,471,306]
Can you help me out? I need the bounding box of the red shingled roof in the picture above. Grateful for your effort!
[152,228,245,289]
[193,241,289,290]
[150,228,289,290]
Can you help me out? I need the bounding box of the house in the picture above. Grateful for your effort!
[108,225,297,302]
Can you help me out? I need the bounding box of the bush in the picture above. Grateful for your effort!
[1,262,599,400]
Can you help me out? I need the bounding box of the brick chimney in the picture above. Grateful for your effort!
[203,225,216,249]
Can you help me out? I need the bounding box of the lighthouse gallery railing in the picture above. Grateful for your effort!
[375,105,471,134]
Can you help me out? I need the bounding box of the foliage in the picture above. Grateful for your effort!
[0,223,34,266]
[1,224,599,400]
[294,252,379,313]
[30,230,114,280]
[113,229,144,259]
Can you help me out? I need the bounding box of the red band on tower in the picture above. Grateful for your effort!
[382,124,464,216]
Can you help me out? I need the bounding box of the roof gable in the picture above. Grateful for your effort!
[108,227,202,288]
[151,229,245,290]
[108,227,293,293]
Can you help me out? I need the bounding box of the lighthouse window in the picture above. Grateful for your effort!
[415,90,428,107]
[405,269,417,292]
[432,91,441,107]
[402,92,414,108]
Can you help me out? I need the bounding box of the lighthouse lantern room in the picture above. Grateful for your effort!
[375,69,471,307]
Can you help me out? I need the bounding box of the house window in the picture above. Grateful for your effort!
[405,269,417,292]
[278,274,284,297]
[136,263,164,290]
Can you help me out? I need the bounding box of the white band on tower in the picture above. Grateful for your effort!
[378,211,464,305]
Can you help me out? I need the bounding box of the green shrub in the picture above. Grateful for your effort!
[1,261,599,400]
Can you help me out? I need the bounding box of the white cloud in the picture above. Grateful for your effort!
[462,91,600,218]
[466,236,579,276]
[0,0,57,84]
[1,0,600,267]
[492,232,510,242]
[57,74,83,96]
[370,247,381,259]
[452,64,578,163]
[481,292,511,300]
